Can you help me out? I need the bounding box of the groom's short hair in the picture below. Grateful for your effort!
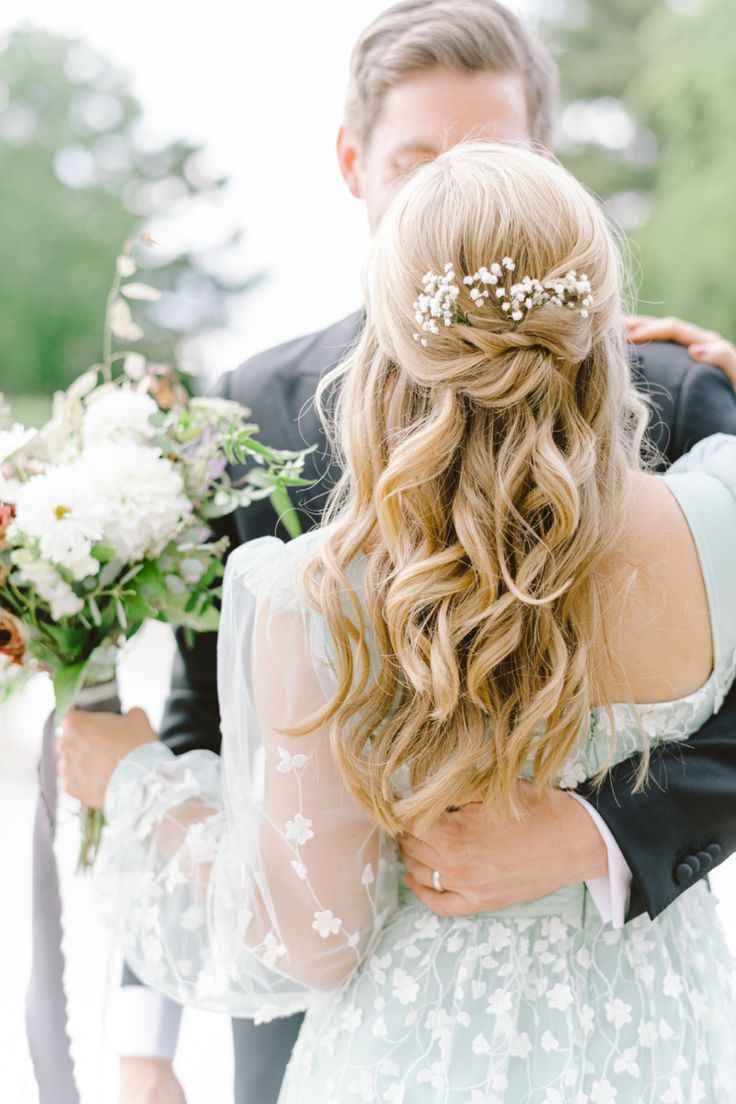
[345,0,558,148]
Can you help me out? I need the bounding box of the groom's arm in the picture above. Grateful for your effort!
[577,682,736,920]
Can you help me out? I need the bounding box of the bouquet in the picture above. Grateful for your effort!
[0,237,312,868]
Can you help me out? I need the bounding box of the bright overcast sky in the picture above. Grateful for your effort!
[4,0,537,382]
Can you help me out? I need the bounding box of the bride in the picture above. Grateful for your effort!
[61,142,736,1101]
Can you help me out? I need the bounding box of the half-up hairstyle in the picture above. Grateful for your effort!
[292,142,649,836]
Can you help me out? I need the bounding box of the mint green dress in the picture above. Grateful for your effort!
[100,435,736,1103]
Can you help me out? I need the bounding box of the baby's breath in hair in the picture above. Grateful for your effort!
[413,257,593,343]
[411,263,461,346]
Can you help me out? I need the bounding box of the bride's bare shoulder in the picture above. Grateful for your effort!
[597,469,713,702]
[620,469,692,553]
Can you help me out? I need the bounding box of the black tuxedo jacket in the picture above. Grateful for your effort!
[160,311,736,922]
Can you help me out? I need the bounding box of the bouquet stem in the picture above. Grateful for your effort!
[72,676,120,874]
[77,805,105,874]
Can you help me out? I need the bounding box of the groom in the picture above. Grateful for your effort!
[111,1,736,1101]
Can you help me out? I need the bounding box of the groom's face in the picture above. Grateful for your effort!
[338,66,536,231]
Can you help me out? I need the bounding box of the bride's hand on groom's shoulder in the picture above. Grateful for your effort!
[57,707,158,810]
[626,313,736,392]
[398,781,608,918]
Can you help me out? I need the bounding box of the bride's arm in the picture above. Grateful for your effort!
[62,539,398,1018]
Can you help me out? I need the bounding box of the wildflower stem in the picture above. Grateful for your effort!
[102,269,123,384]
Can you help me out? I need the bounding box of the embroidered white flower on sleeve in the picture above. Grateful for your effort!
[237,906,254,930]
[340,1005,363,1032]
[590,1080,618,1104]
[486,988,513,1017]
[508,1032,533,1059]
[262,931,287,967]
[165,866,186,892]
[312,910,342,938]
[605,997,632,1029]
[613,1047,640,1077]
[276,746,309,773]
[285,813,314,845]
[662,972,685,999]
[472,1034,490,1056]
[541,1030,560,1052]
[369,952,391,984]
[417,1061,445,1090]
[347,1070,374,1102]
[558,761,587,790]
[547,982,575,1012]
[392,967,419,1004]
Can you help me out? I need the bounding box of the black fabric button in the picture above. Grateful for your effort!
[706,843,722,862]
[685,854,701,876]
[675,863,694,885]
[696,850,714,871]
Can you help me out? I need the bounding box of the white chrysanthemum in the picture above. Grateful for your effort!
[0,423,35,463]
[83,442,192,562]
[13,466,107,579]
[12,553,84,621]
[83,389,158,447]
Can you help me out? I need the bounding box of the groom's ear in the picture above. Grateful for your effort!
[337,125,364,200]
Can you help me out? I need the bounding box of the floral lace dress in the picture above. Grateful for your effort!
[98,435,736,1102]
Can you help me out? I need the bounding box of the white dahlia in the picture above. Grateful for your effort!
[12,466,107,579]
[83,388,159,447]
[83,442,192,562]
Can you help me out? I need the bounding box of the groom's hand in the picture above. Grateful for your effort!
[58,707,158,809]
[399,780,608,917]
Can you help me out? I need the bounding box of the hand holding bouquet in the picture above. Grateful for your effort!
[0,237,312,867]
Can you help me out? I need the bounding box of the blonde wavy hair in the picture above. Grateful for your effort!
[294,142,649,836]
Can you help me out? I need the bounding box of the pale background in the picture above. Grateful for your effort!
[1,1,734,1102]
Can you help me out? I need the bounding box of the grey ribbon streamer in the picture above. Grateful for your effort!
[25,680,120,1104]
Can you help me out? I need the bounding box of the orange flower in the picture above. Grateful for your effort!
[0,611,26,665]
[0,503,14,540]
[149,370,188,412]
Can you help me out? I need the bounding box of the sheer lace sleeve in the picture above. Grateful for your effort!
[96,535,400,1020]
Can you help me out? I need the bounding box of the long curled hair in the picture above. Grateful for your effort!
[293,142,649,836]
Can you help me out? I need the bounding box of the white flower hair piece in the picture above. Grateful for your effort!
[412,257,593,344]
[412,262,461,347]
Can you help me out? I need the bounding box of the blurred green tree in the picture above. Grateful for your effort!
[629,0,736,336]
[542,0,735,334]
[544,0,660,203]
[0,25,256,415]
